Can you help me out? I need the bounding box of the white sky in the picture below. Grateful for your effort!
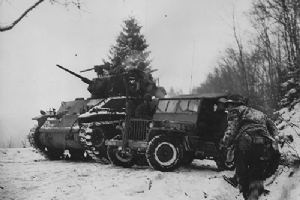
[0,0,252,144]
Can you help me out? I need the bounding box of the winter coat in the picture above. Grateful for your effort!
[222,105,278,148]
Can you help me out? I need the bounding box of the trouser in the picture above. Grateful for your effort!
[235,133,271,200]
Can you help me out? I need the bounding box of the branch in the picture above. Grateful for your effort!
[0,0,45,32]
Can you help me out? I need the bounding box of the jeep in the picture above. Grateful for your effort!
[106,93,233,171]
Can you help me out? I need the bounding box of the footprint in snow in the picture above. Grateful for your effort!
[154,173,164,180]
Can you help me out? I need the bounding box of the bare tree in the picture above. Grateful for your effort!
[195,0,300,113]
[0,0,45,32]
[252,0,300,107]
[0,0,81,32]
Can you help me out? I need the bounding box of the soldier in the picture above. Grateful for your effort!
[220,96,280,200]
[135,94,156,119]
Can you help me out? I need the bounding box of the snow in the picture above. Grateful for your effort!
[79,110,126,118]
[0,148,243,200]
[1,103,300,200]
[285,88,297,97]
[0,147,299,200]
[277,103,300,164]
[266,102,300,200]
[79,96,126,118]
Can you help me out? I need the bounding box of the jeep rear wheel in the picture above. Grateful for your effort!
[107,136,136,168]
[146,135,182,172]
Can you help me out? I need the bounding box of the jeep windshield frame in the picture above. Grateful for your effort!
[156,99,201,114]
[153,98,201,123]
[153,93,228,123]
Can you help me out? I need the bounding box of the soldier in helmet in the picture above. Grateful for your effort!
[135,94,156,119]
[220,95,280,200]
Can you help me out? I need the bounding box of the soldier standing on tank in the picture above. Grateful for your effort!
[135,94,156,119]
[220,96,280,200]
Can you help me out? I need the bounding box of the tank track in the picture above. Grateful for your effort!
[28,125,63,160]
[79,123,110,164]
[79,121,121,164]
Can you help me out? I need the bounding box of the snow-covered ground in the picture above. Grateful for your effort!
[0,147,298,200]
[0,148,241,200]
[1,103,299,200]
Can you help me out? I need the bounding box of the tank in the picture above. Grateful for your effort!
[28,64,165,161]
[28,98,104,160]
[28,64,108,160]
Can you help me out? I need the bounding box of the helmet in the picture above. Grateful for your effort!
[218,98,227,103]
[225,94,247,106]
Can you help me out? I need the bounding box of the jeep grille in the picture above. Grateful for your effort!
[128,119,150,140]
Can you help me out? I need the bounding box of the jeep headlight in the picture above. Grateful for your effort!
[149,122,154,128]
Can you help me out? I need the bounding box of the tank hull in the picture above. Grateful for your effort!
[38,127,82,150]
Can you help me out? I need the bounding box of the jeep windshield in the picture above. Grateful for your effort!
[156,99,200,113]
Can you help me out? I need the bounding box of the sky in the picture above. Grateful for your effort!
[0,0,252,145]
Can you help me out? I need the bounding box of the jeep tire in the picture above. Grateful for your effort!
[146,135,182,172]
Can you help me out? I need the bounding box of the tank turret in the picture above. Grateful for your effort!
[57,64,165,99]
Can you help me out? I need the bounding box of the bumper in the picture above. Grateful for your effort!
[106,139,148,150]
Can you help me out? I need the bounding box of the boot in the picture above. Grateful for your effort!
[247,180,264,200]
[247,189,259,200]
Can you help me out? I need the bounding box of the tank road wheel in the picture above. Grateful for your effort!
[79,126,109,164]
[107,136,136,168]
[69,149,86,161]
[44,148,64,160]
[146,135,182,172]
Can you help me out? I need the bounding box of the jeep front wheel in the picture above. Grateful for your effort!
[146,135,182,172]
[107,136,135,168]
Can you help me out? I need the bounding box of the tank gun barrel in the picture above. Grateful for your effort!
[56,64,92,84]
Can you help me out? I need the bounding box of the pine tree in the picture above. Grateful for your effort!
[103,17,157,98]
[107,17,151,73]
